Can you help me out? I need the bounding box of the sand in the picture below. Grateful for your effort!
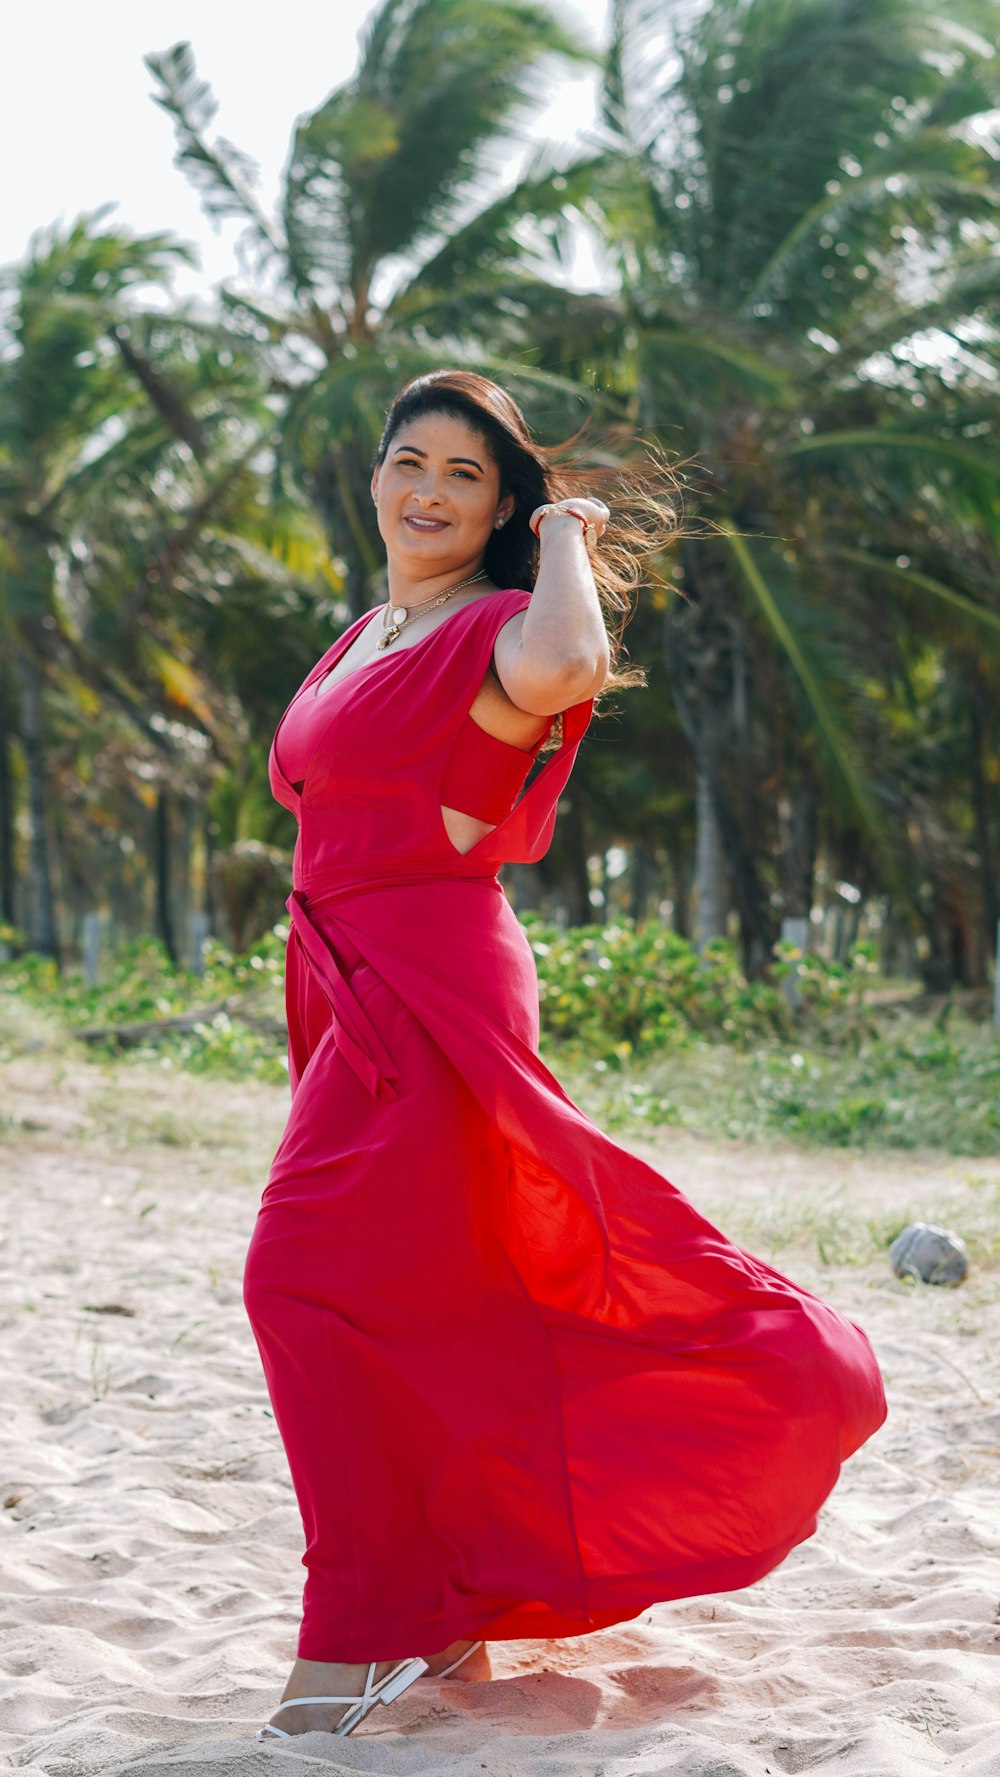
[1,1034,998,1776]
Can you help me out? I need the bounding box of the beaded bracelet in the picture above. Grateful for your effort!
[530,503,598,548]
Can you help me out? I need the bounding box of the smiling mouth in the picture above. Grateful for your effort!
[403,515,449,531]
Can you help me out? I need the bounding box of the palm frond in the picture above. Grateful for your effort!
[804,249,1000,387]
[283,0,595,305]
[781,426,1000,554]
[608,0,1000,341]
[139,635,217,726]
[746,129,1000,310]
[780,426,1000,486]
[280,91,379,312]
[721,520,893,861]
[638,327,792,411]
[396,143,611,296]
[145,43,283,263]
[4,210,196,301]
[383,273,623,383]
[276,337,605,535]
[830,547,1000,645]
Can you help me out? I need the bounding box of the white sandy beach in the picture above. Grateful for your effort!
[2,1035,998,1777]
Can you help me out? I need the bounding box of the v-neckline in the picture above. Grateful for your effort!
[270,590,523,804]
[270,585,594,864]
[310,593,501,702]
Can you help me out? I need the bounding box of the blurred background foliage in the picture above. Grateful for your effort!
[1,0,998,1061]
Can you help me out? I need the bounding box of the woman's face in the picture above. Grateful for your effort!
[371,410,515,577]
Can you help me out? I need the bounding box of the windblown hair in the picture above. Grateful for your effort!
[373,369,694,707]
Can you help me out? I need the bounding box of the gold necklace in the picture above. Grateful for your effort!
[377,569,489,650]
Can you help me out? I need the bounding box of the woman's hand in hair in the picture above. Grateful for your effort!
[529,498,611,550]
[493,504,612,716]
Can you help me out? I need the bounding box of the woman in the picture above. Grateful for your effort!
[244,370,886,1742]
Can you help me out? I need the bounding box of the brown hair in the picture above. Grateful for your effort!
[373,369,695,708]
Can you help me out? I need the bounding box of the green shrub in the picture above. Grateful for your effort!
[523,917,877,1064]
[0,927,289,1082]
[3,920,997,1157]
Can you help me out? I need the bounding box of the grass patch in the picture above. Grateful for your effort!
[552,1023,1000,1159]
[2,919,998,1159]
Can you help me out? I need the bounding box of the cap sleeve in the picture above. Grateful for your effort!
[458,591,595,867]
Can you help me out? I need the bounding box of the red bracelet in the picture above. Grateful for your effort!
[530,504,595,544]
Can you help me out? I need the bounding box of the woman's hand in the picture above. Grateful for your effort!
[528,497,611,548]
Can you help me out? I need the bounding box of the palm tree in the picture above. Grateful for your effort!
[585,0,1000,976]
[145,0,611,620]
[0,210,342,961]
[0,214,199,956]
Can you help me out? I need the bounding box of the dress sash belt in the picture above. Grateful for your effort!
[284,888,401,1103]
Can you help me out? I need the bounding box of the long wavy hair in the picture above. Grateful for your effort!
[372,369,695,711]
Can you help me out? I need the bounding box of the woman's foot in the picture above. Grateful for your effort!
[262,1656,405,1736]
[260,1642,489,1737]
[419,1637,491,1680]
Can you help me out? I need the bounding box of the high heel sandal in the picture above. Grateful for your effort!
[255,1655,430,1740]
[435,1639,484,1677]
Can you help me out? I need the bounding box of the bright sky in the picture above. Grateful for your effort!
[4,0,611,302]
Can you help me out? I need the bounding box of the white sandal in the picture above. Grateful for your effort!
[255,1655,430,1741]
[436,1639,484,1677]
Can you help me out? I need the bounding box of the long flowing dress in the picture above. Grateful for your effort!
[243,587,887,1665]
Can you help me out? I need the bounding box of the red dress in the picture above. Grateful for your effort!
[243,588,886,1664]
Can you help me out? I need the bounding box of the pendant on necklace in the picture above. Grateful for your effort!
[377,606,409,650]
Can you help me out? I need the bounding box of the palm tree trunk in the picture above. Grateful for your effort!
[628,841,654,924]
[13,640,59,960]
[204,812,218,929]
[778,779,818,920]
[561,788,592,927]
[0,655,16,929]
[505,862,543,915]
[313,446,382,622]
[693,767,728,943]
[663,581,773,975]
[155,788,178,965]
[176,797,196,968]
[969,674,998,961]
[670,848,693,940]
